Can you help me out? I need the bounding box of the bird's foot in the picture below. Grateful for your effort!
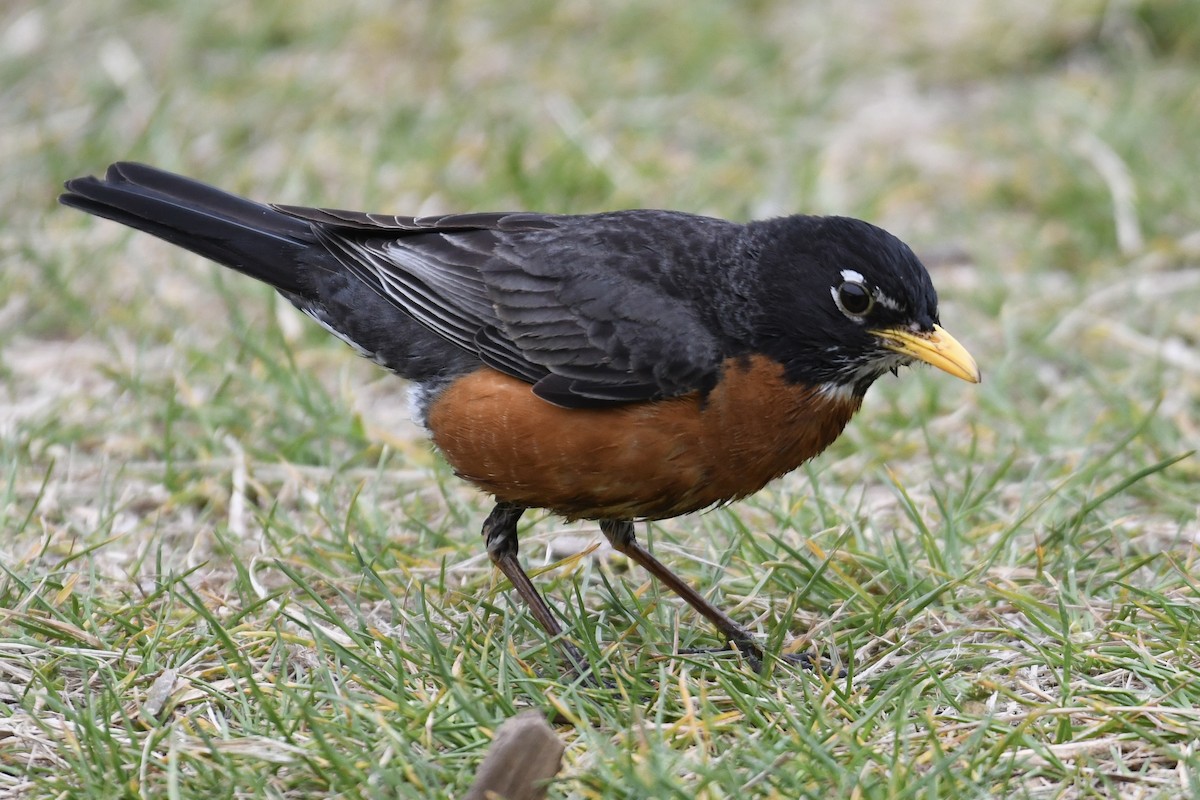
[541,638,624,691]
[679,639,839,676]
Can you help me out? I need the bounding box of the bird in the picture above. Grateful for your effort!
[60,162,980,678]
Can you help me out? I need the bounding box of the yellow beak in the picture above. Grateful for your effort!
[871,324,981,383]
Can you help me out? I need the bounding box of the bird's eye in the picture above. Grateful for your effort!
[836,281,874,317]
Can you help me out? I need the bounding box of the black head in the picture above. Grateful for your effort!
[746,215,978,397]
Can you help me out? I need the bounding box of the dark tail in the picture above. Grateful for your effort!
[60,162,316,296]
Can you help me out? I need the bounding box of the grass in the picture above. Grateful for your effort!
[3,0,1200,797]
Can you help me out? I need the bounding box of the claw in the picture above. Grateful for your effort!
[678,640,830,675]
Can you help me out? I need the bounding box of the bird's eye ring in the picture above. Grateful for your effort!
[835,281,874,317]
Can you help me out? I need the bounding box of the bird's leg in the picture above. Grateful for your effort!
[599,519,812,672]
[483,502,591,678]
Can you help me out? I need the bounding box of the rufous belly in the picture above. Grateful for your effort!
[426,355,861,520]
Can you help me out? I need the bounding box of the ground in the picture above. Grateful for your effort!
[2,1,1199,797]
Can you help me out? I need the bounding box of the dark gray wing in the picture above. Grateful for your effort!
[274,205,735,407]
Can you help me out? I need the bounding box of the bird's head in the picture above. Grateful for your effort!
[748,215,980,398]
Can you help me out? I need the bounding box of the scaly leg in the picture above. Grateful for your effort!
[599,519,812,672]
[483,502,591,678]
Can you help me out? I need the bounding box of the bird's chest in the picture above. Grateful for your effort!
[426,356,862,520]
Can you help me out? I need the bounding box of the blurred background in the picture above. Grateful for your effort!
[3,1,1199,797]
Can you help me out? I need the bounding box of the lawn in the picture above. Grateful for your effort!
[3,1,1199,797]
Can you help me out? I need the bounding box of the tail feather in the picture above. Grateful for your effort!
[60,162,315,296]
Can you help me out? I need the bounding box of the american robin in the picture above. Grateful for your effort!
[60,162,979,676]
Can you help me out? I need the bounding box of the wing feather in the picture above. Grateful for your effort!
[277,206,737,407]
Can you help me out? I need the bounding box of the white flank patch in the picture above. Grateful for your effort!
[407,384,435,429]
